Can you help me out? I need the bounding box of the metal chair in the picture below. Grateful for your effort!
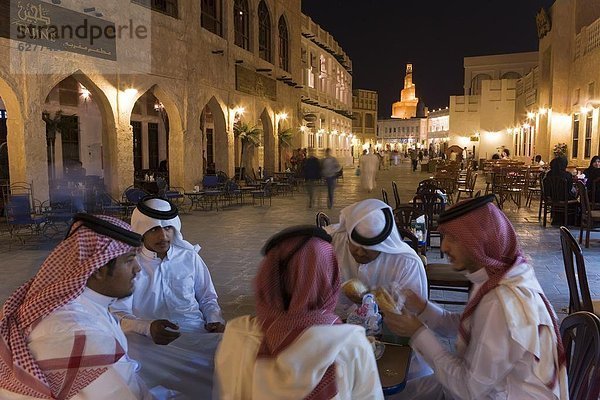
[576,182,600,248]
[315,212,330,228]
[391,181,401,210]
[559,226,599,316]
[4,193,47,244]
[381,188,390,206]
[560,311,600,400]
[251,181,273,206]
[542,176,579,227]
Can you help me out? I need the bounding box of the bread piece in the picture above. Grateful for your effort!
[342,279,368,304]
[373,287,398,314]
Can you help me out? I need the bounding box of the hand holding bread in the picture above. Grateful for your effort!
[341,279,369,304]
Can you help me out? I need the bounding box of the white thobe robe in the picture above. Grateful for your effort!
[112,244,224,334]
[111,244,224,399]
[360,154,379,192]
[397,263,569,400]
[326,227,431,382]
[0,288,154,400]
[214,316,384,400]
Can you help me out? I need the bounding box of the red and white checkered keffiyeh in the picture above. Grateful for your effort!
[438,201,565,388]
[0,215,137,399]
[255,236,341,400]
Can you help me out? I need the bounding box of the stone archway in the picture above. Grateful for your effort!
[41,71,118,201]
[0,76,34,194]
[149,86,187,189]
[201,96,228,176]
[260,108,275,175]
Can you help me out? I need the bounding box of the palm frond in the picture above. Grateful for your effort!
[278,128,295,148]
[234,122,263,147]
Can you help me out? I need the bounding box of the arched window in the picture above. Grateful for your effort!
[500,71,521,80]
[201,0,222,36]
[470,73,492,95]
[278,16,289,72]
[258,1,272,62]
[365,113,374,128]
[233,0,249,50]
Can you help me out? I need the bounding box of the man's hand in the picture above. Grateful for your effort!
[402,289,427,315]
[150,319,180,345]
[384,310,423,338]
[205,322,225,333]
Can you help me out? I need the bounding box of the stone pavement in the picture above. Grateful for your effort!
[1,160,599,321]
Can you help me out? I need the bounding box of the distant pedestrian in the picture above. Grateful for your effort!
[449,150,457,162]
[360,150,379,193]
[321,148,341,209]
[303,149,321,208]
[410,150,418,172]
[418,150,424,162]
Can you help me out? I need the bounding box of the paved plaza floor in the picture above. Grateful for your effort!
[1,160,599,321]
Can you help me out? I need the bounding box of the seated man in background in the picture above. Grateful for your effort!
[112,196,225,399]
[385,195,567,399]
[215,225,384,399]
[325,198,430,380]
[325,199,427,312]
[0,214,157,400]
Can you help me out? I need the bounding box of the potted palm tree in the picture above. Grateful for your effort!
[234,121,262,180]
[278,127,295,171]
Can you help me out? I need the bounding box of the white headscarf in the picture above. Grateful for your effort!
[335,199,413,255]
[131,197,199,252]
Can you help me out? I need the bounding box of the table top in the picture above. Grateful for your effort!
[377,340,412,395]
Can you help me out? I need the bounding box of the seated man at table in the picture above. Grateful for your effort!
[215,225,384,399]
[0,214,156,400]
[385,195,568,400]
[325,199,427,314]
[325,199,431,381]
[111,196,225,398]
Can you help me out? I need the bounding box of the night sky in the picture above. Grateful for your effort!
[301,0,556,118]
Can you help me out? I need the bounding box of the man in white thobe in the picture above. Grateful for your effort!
[325,199,431,380]
[360,150,379,192]
[386,195,568,399]
[0,214,162,400]
[111,196,225,399]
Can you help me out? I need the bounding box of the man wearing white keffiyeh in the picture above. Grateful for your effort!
[385,195,568,400]
[110,196,224,399]
[324,199,431,381]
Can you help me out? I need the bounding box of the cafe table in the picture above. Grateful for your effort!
[377,333,412,395]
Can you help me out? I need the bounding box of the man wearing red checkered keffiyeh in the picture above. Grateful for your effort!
[215,225,384,399]
[384,196,568,400]
[0,214,155,400]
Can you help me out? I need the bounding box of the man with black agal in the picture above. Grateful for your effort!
[385,195,568,399]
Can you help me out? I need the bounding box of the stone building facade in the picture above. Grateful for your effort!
[525,0,600,166]
[449,52,538,161]
[351,88,377,158]
[299,15,353,165]
[0,0,350,201]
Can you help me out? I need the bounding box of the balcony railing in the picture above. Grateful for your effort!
[132,0,178,19]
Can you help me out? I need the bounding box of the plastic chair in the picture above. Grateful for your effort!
[559,226,600,315]
[560,311,600,400]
